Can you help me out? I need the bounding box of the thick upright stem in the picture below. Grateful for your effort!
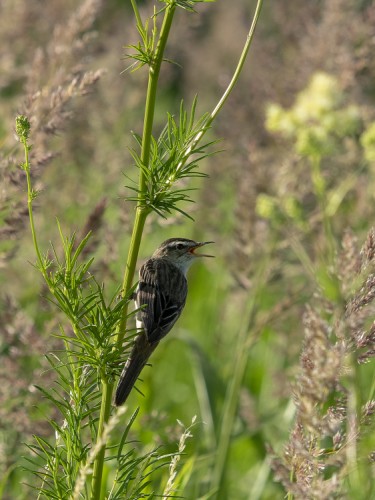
[90,4,177,498]
[117,1,177,346]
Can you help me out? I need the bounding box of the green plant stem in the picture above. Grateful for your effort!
[177,0,264,168]
[209,0,263,124]
[210,254,270,496]
[91,381,113,500]
[90,4,176,498]
[117,0,176,346]
[138,1,176,197]
[130,0,142,29]
[21,138,47,281]
[118,207,148,341]
[345,348,366,496]
[311,156,335,263]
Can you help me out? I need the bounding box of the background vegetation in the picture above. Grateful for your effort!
[1,0,375,498]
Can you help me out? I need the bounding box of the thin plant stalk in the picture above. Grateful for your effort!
[209,0,263,123]
[17,118,47,282]
[176,0,264,172]
[17,117,56,499]
[310,155,336,264]
[210,249,271,496]
[90,381,114,500]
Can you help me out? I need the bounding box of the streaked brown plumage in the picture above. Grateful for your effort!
[115,238,213,406]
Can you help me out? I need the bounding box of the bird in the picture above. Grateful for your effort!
[115,237,214,406]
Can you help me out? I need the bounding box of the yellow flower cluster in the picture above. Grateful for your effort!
[266,72,361,158]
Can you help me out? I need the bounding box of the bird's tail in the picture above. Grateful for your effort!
[115,333,158,406]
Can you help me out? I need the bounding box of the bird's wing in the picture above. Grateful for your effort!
[137,258,187,344]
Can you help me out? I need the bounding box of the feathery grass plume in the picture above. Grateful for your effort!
[0,295,51,431]
[21,0,104,154]
[72,405,128,500]
[1,2,107,478]
[0,149,33,265]
[270,228,375,498]
[162,416,196,499]
[345,228,375,364]
[0,0,104,266]
[75,198,108,258]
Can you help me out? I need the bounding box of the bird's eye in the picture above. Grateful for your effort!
[176,243,184,250]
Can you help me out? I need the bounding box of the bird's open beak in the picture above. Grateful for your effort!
[190,241,215,257]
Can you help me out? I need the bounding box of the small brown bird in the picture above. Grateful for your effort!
[115,238,214,406]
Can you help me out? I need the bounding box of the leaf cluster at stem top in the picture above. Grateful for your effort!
[39,225,137,384]
[126,0,216,71]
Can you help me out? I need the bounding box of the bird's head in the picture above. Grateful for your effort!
[153,238,214,273]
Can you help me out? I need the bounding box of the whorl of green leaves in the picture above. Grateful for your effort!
[128,98,217,219]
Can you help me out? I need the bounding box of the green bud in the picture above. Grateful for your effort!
[256,193,277,219]
[15,115,31,140]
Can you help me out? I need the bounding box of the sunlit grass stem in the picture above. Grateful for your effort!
[176,0,264,173]
[17,117,48,283]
